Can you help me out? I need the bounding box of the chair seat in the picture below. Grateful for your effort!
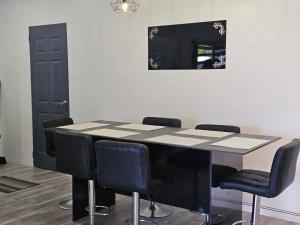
[219,169,271,197]
[212,165,237,188]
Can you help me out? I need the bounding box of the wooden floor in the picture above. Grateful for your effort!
[0,163,298,225]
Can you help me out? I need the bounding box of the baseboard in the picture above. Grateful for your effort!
[243,201,300,223]
[0,156,7,164]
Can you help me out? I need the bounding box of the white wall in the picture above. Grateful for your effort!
[0,0,300,222]
[0,82,2,157]
[0,17,3,156]
[0,32,2,156]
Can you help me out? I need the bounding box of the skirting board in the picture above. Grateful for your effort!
[0,156,7,164]
[243,202,300,223]
[214,196,300,223]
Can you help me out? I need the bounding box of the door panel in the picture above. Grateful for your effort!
[29,23,69,170]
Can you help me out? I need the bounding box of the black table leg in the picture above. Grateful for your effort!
[158,148,212,225]
[72,176,116,221]
[211,152,243,225]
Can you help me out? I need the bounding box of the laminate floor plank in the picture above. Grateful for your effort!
[0,163,298,225]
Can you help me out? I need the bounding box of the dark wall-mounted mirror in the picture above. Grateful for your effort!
[148,20,226,70]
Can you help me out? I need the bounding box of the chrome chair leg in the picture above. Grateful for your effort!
[58,199,72,210]
[85,180,111,216]
[89,180,96,217]
[251,195,260,225]
[232,195,261,225]
[89,215,95,225]
[232,220,249,225]
[125,192,158,225]
[140,201,173,218]
[133,192,139,225]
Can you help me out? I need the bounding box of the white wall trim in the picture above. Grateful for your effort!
[243,201,300,223]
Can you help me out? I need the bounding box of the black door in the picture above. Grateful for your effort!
[29,23,69,170]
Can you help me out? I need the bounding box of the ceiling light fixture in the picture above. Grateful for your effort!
[111,0,139,13]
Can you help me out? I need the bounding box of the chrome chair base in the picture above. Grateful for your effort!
[87,180,111,217]
[232,220,249,225]
[128,192,158,225]
[85,205,111,216]
[58,199,72,210]
[140,202,173,218]
[189,211,210,225]
[125,218,158,225]
[211,214,226,225]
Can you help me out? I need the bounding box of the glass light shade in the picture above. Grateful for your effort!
[111,0,139,13]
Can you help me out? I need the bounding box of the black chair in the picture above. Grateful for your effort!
[95,140,157,225]
[43,117,74,158]
[219,139,300,225]
[141,117,182,218]
[43,117,74,209]
[52,131,110,221]
[195,124,241,134]
[143,117,182,128]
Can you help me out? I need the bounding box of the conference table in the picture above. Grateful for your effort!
[54,120,280,225]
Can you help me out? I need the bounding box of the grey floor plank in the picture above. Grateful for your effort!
[0,163,298,225]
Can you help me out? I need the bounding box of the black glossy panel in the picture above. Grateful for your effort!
[148,20,226,70]
[163,148,212,214]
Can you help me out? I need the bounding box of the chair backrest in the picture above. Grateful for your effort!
[43,118,74,157]
[143,117,182,128]
[269,139,300,197]
[195,124,241,133]
[52,130,95,180]
[95,140,151,195]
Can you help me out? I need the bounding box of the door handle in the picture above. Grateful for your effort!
[59,100,68,106]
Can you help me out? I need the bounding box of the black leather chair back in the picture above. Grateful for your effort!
[269,139,300,197]
[95,140,151,195]
[195,124,241,133]
[143,117,181,128]
[52,130,95,180]
[43,118,74,157]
